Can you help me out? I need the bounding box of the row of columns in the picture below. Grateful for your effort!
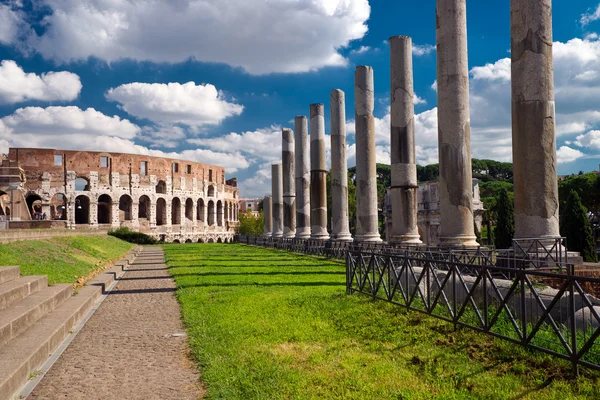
[265,0,559,246]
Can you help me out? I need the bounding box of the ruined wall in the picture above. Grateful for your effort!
[3,148,240,243]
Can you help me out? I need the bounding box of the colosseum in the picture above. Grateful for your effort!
[0,148,239,243]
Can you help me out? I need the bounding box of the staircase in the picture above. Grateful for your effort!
[0,247,141,400]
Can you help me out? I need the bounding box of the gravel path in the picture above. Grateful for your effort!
[29,247,203,399]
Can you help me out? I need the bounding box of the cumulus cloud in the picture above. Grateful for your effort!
[350,46,371,55]
[21,0,370,75]
[0,60,82,104]
[106,82,243,128]
[575,130,600,150]
[581,4,600,26]
[556,146,585,164]
[412,44,435,56]
[0,4,25,45]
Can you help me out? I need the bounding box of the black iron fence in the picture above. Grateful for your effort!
[237,235,600,374]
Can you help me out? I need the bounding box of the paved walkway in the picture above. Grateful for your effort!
[29,247,203,399]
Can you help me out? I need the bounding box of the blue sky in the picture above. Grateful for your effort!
[0,0,599,197]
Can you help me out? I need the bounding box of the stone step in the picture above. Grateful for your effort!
[0,267,20,285]
[0,284,73,349]
[0,276,47,311]
[0,285,101,400]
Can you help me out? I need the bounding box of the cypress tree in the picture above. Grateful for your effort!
[494,188,514,249]
[560,190,598,262]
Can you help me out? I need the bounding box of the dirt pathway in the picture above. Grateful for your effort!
[29,247,202,399]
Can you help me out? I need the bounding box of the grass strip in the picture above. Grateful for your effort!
[0,235,134,285]
[165,243,600,400]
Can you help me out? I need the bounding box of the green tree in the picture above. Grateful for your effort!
[560,190,598,262]
[238,210,264,236]
[494,188,515,249]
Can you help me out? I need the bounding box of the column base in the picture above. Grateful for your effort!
[283,232,296,238]
[294,230,311,239]
[331,233,353,242]
[438,235,479,248]
[390,233,422,245]
[354,233,382,243]
[310,234,330,240]
[263,233,272,238]
[272,233,283,238]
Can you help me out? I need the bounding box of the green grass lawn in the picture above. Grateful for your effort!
[0,235,134,285]
[164,243,600,400]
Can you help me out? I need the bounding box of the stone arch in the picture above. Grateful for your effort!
[119,194,133,221]
[156,180,167,194]
[207,200,215,226]
[156,198,167,226]
[217,237,222,243]
[207,185,215,197]
[172,197,181,225]
[197,238,204,243]
[26,193,43,219]
[217,200,223,226]
[197,199,205,224]
[75,177,90,191]
[98,194,112,224]
[173,239,181,243]
[50,193,67,220]
[75,194,90,224]
[207,238,214,243]
[185,198,194,223]
[138,195,151,219]
[185,239,192,243]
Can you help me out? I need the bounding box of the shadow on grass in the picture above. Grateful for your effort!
[168,263,340,269]
[170,271,343,278]
[177,281,343,288]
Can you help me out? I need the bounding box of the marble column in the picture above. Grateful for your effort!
[436,0,478,247]
[511,0,560,241]
[282,128,296,238]
[330,89,353,242]
[310,104,330,240]
[354,66,382,242]
[271,163,284,238]
[263,196,272,237]
[389,36,422,244]
[294,116,311,239]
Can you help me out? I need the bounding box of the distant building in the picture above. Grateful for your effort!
[383,179,485,245]
[239,198,262,217]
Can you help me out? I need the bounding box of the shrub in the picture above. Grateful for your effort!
[108,227,158,245]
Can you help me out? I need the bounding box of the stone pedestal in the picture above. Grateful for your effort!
[294,116,311,239]
[389,36,422,245]
[263,195,272,237]
[354,66,382,243]
[436,0,478,247]
[330,89,353,242]
[310,104,330,240]
[511,0,560,242]
[282,128,296,238]
[271,163,284,238]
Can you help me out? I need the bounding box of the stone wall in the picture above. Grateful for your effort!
[0,148,240,243]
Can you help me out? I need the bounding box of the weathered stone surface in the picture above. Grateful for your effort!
[389,36,421,245]
[282,128,296,238]
[294,116,311,239]
[330,89,353,242]
[271,163,284,238]
[309,104,330,240]
[263,195,272,237]
[436,0,478,247]
[511,0,560,240]
[354,66,382,243]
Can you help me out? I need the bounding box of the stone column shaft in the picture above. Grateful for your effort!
[354,66,382,242]
[511,0,560,241]
[271,163,284,238]
[309,104,330,240]
[282,128,296,237]
[294,116,311,239]
[263,196,272,237]
[436,0,478,247]
[330,89,353,241]
[390,36,422,244]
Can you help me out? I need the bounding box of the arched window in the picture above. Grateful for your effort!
[172,197,181,225]
[156,198,167,226]
[75,195,90,224]
[207,185,215,197]
[185,198,194,222]
[119,195,133,221]
[75,177,90,191]
[98,194,112,224]
[25,193,43,220]
[156,180,167,194]
[139,195,151,219]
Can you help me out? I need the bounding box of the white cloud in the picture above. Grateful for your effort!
[350,46,371,55]
[0,60,81,104]
[581,4,600,26]
[23,0,370,75]
[431,80,437,91]
[412,44,435,56]
[414,94,427,105]
[556,146,585,163]
[575,130,600,150]
[0,4,24,45]
[470,58,511,82]
[106,82,243,128]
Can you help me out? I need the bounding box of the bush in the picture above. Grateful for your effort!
[108,227,158,245]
